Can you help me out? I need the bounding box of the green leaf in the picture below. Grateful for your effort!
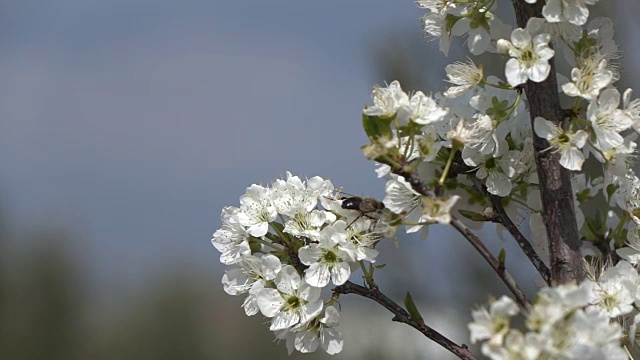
[373,263,386,269]
[498,248,506,267]
[458,209,487,222]
[362,114,393,142]
[404,292,424,324]
[576,188,591,204]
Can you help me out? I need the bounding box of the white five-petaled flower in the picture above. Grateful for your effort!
[446,118,475,147]
[450,10,493,55]
[421,194,460,224]
[222,254,282,296]
[588,261,638,318]
[463,149,513,197]
[298,220,357,287]
[587,88,633,151]
[383,175,424,233]
[344,219,381,263]
[561,57,613,101]
[284,305,344,355]
[421,11,451,55]
[463,115,510,158]
[363,81,409,118]
[270,172,332,217]
[236,184,278,237]
[497,25,555,87]
[257,265,323,331]
[222,254,282,316]
[398,91,448,126]
[534,117,588,171]
[283,209,329,240]
[211,206,251,265]
[444,59,483,98]
[542,0,599,26]
[469,295,519,345]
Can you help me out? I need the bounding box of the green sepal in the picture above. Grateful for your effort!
[248,236,263,253]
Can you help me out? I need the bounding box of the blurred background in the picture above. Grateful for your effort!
[1,1,639,359]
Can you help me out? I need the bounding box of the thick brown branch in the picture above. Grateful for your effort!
[469,176,551,285]
[333,281,478,360]
[392,167,531,309]
[512,1,584,284]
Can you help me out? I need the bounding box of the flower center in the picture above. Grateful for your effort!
[322,250,338,264]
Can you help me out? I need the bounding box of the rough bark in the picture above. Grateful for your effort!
[512,1,584,284]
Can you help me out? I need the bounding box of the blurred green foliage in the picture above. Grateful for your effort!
[0,219,339,360]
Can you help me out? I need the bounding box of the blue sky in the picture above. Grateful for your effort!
[0,1,451,292]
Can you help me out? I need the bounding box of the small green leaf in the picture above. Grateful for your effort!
[362,114,393,142]
[606,184,619,199]
[374,263,386,269]
[498,248,506,267]
[576,188,591,203]
[458,209,487,222]
[404,292,424,324]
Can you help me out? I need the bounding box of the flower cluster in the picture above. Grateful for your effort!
[469,282,626,359]
[212,172,395,355]
[470,258,640,359]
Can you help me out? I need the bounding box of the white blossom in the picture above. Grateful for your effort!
[543,0,599,26]
[398,91,448,126]
[363,81,409,118]
[257,265,323,331]
[236,184,278,237]
[383,175,424,233]
[444,59,483,98]
[211,207,251,265]
[534,116,588,171]
[587,88,633,151]
[421,195,460,224]
[298,220,357,287]
[588,261,638,318]
[497,24,555,87]
[562,57,614,101]
[469,296,519,345]
[290,305,344,355]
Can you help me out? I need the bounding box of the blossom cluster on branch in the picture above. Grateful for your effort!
[211,0,640,358]
[212,173,397,355]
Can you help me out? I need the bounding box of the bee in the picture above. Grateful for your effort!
[340,196,385,214]
[339,195,386,229]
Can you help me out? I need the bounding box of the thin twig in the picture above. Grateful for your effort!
[469,176,552,285]
[392,166,531,309]
[333,281,478,360]
[449,215,530,310]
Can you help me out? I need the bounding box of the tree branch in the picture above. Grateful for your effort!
[469,176,552,285]
[392,167,531,310]
[333,281,478,360]
[448,216,530,309]
[511,1,584,284]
